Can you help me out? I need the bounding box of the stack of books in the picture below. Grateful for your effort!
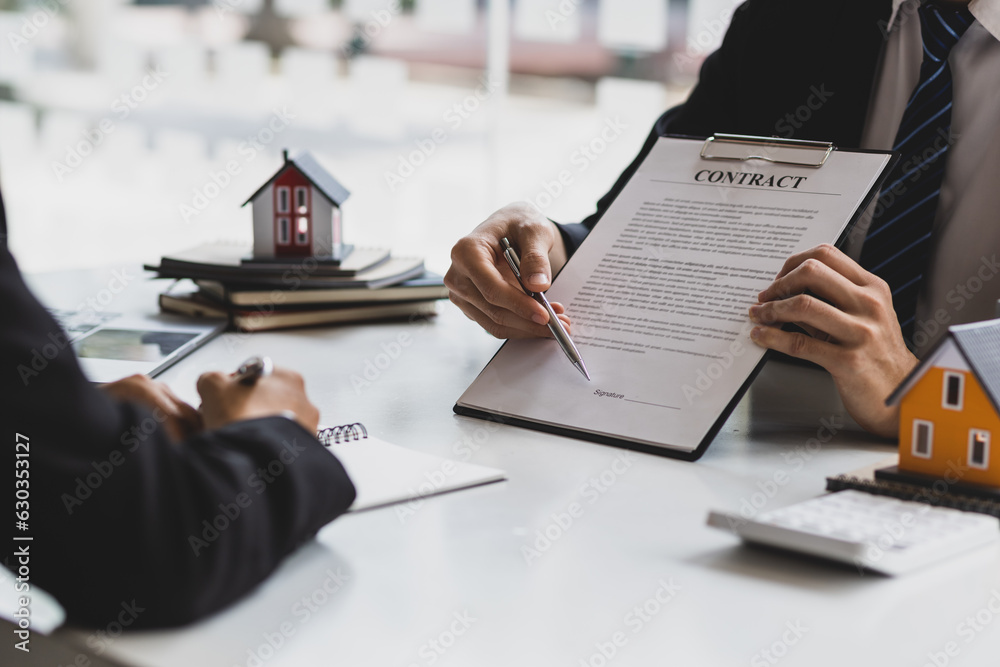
[146,241,447,332]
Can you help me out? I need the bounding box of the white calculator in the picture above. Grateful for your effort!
[707,490,1000,575]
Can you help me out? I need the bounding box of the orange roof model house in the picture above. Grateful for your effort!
[881,319,1000,495]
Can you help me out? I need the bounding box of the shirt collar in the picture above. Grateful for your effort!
[887,0,1000,42]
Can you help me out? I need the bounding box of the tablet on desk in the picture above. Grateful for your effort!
[50,309,226,383]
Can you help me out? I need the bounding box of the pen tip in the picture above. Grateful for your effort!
[576,361,591,381]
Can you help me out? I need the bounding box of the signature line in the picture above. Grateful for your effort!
[624,399,680,410]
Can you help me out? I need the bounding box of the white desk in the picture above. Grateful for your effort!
[27,267,1000,667]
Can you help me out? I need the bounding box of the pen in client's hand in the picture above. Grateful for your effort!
[232,356,274,386]
[500,238,590,381]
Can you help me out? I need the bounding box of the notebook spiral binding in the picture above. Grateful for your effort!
[317,422,369,446]
[826,475,1000,519]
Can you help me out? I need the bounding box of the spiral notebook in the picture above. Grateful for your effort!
[316,423,506,512]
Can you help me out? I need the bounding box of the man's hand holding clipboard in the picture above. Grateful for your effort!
[750,244,917,437]
[449,135,899,459]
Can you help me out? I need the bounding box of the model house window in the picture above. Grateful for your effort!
[296,216,309,245]
[912,420,933,459]
[295,187,308,214]
[277,187,290,213]
[969,430,990,469]
[277,217,290,244]
[942,372,964,410]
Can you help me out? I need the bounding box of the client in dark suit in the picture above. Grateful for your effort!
[0,187,356,628]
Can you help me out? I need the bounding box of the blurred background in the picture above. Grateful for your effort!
[0,0,739,274]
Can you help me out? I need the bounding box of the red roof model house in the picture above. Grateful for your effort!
[243,150,351,262]
[881,319,1000,494]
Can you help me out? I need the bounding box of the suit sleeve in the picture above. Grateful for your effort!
[554,0,751,256]
[1,237,356,628]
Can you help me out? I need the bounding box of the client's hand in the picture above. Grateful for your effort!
[196,366,320,433]
[445,201,572,339]
[100,374,203,442]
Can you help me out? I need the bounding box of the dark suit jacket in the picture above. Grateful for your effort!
[557,0,893,253]
[0,191,356,628]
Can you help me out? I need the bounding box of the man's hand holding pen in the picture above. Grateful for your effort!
[445,202,572,339]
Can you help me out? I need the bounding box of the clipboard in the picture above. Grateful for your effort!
[700,133,836,167]
[454,134,898,462]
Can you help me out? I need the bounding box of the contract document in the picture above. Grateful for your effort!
[456,135,895,460]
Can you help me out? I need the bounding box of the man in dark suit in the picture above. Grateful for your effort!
[446,0,1000,437]
[0,187,356,628]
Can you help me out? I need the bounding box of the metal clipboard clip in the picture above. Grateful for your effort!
[700,133,835,168]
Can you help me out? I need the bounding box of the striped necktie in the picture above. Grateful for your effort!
[859,1,974,344]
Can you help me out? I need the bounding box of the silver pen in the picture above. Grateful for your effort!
[501,238,590,381]
[232,356,273,386]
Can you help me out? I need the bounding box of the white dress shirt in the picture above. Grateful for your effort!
[841,0,1000,355]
